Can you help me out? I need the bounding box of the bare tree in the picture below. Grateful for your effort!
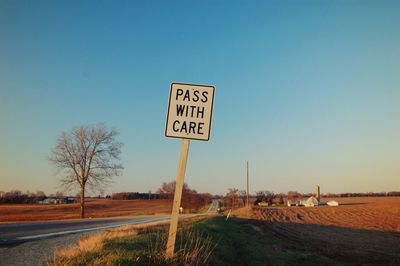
[49,123,123,218]
[238,190,247,207]
[55,191,64,199]
[264,191,275,205]
[226,188,239,209]
[157,181,190,199]
[156,181,208,212]
[287,191,302,201]
[277,193,285,205]
[254,190,275,206]
[34,191,46,203]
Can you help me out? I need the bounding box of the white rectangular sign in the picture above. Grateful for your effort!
[165,82,215,141]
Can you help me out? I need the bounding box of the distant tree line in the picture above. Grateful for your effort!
[111,181,214,213]
[111,192,160,200]
[4,188,398,206]
[0,190,64,204]
[323,191,400,197]
[254,191,285,206]
[157,181,213,212]
[222,188,400,209]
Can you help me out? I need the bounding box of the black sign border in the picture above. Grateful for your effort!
[165,82,215,141]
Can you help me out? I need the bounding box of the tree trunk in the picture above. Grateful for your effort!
[80,186,85,219]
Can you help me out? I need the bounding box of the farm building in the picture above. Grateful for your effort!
[287,196,320,207]
[301,196,319,207]
[287,200,298,206]
[39,197,76,204]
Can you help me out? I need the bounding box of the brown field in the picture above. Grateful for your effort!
[252,197,400,265]
[0,199,173,222]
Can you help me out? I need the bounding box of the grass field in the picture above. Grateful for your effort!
[0,199,173,222]
[48,197,400,265]
[49,216,341,266]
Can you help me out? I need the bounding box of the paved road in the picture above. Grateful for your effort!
[207,199,220,213]
[0,215,187,245]
[0,214,197,265]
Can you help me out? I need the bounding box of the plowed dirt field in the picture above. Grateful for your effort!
[253,197,400,265]
[0,199,172,222]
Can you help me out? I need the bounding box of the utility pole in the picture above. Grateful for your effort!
[246,161,249,208]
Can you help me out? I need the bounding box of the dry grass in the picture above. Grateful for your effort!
[229,206,252,218]
[0,199,173,222]
[51,221,168,261]
[146,226,216,266]
[48,217,216,266]
[177,229,215,265]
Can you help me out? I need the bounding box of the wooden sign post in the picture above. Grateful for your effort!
[165,82,215,258]
[166,138,190,257]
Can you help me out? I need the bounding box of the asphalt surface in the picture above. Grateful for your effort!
[207,199,220,213]
[0,211,215,265]
[0,215,176,245]
[0,202,219,246]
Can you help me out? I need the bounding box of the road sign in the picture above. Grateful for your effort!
[165,82,215,258]
[165,83,215,141]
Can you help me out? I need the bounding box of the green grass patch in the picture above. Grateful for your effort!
[192,216,345,266]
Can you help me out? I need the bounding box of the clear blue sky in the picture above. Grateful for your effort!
[1,1,399,196]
